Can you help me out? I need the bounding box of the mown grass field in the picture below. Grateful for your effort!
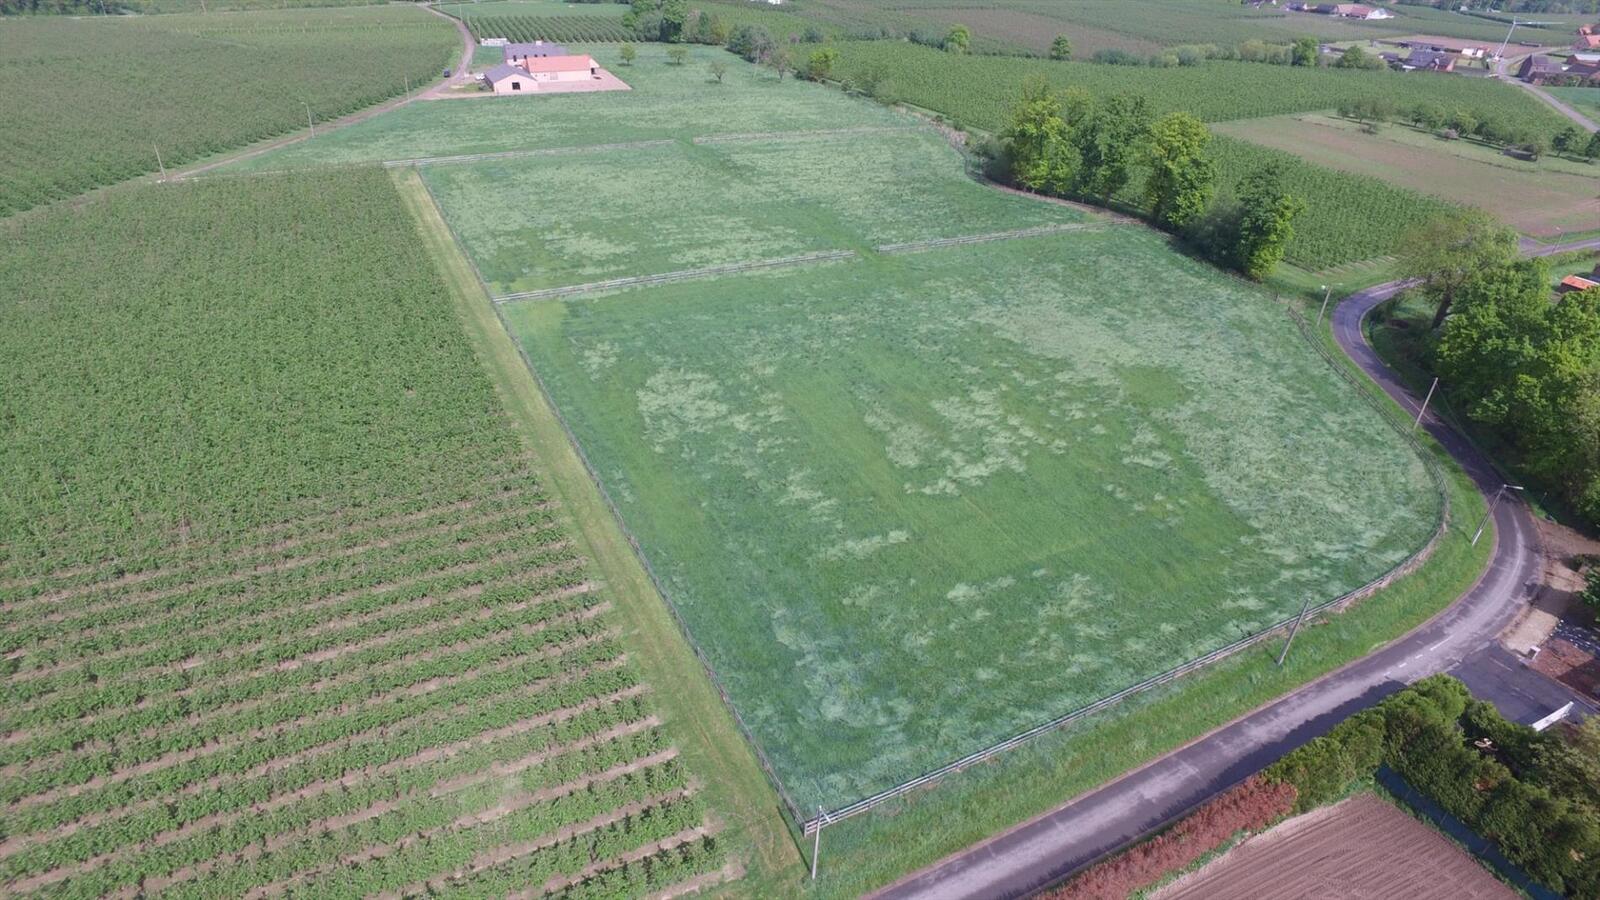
[0,169,732,897]
[304,47,1445,813]
[500,222,1440,811]
[1216,113,1600,239]
[423,128,1082,294]
[0,6,456,217]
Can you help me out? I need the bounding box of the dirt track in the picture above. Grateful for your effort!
[1155,794,1514,900]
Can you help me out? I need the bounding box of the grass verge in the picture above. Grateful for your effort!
[393,166,805,896]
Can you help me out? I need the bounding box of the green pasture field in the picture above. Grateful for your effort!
[284,42,1442,813]
[422,129,1082,294]
[1546,86,1600,121]
[0,6,456,217]
[0,168,732,896]
[1216,113,1600,239]
[500,222,1439,810]
[230,44,911,170]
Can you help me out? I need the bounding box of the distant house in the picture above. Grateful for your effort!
[1557,273,1600,295]
[484,63,533,95]
[1568,59,1600,81]
[483,55,600,94]
[503,41,570,66]
[1332,3,1393,18]
[520,54,600,82]
[1575,34,1600,51]
[1397,49,1456,72]
[1518,54,1565,83]
[1580,23,1599,37]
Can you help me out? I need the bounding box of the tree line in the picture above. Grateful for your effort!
[1340,97,1600,162]
[991,77,1305,280]
[1267,674,1600,897]
[1399,212,1600,527]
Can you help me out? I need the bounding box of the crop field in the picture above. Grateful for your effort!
[0,6,456,218]
[422,129,1083,295]
[1155,794,1514,900]
[438,0,627,19]
[229,44,913,170]
[803,0,1549,50]
[351,51,1442,812]
[0,169,727,896]
[1210,135,1457,270]
[1216,114,1600,239]
[460,14,637,43]
[828,41,1565,134]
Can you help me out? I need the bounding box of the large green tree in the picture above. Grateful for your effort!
[945,24,971,54]
[1072,93,1152,203]
[1437,263,1600,524]
[1397,211,1520,330]
[1000,78,1080,195]
[1232,165,1306,280]
[1143,112,1215,230]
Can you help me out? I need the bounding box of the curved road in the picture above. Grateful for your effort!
[872,242,1600,900]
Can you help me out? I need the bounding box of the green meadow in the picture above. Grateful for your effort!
[240,43,1443,817]
[503,226,1438,809]
[422,129,1083,294]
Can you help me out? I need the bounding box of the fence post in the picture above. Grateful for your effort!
[810,808,824,880]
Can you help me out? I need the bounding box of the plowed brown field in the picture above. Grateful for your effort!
[1155,793,1514,900]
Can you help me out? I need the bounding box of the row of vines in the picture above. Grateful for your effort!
[0,6,456,218]
[466,14,639,44]
[0,170,727,897]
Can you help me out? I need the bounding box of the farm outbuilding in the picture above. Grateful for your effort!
[483,63,532,94]
[504,40,569,65]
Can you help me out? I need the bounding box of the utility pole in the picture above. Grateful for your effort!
[305,102,315,137]
[1495,20,1521,61]
[1414,377,1438,431]
[154,143,166,182]
[1277,595,1314,667]
[1316,284,1333,327]
[1471,484,1524,546]
[404,73,410,100]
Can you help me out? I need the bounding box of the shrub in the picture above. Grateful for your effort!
[1043,776,1296,899]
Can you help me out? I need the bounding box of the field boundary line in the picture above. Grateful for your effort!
[410,173,809,830]
[875,222,1115,254]
[382,138,678,169]
[492,250,857,304]
[691,125,922,145]
[796,303,1454,838]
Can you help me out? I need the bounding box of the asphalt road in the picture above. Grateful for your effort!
[871,267,1597,900]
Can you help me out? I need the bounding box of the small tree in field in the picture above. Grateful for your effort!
[805,46,838,81]
[1233,164,1306,280]
[619,43,637,66]
[1050,34,1071,60]
[708,60,726,82]
[945,23,970,54]
[768,46,790,80]
[667,46,688,65]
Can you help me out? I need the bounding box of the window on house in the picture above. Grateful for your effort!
[512,81,521,90]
